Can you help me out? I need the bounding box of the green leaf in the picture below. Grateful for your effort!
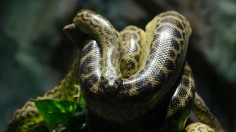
[79,96,86,105]
[33,99,78,124]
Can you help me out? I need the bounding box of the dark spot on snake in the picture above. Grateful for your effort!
[138,40,142,46]
[142,69,150,77]
[178,87,188,97]
[81,64,96,74]
[169,97,180,110]
[181,78,190,87]
[81,55,94,65]
[122,33,128,41]
[120,84,132,96]
[160,18,184,30]
[177,22,184,30]
[136,79,152,92]
[164,60,175,71]
[153,34,160,40]
[135,55,140,62]
[88,20,98,28]
[81,44,93,56]
[121,59,125,64]
[150,48,156,55]
[144,62,149,70]
[183,68,191,77]
[87,74,99,84]
[168,50,176,58]
[145,60,150,65]
[173,29,182,39]
[127,60,135,70]
[153,70,166,83]
[170,38,180,50]
[80,14,87,21]
[101,28,112,34]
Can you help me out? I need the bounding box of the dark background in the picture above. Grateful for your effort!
[1,0,236,131]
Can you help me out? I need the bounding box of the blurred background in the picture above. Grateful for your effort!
[0,0,236,131]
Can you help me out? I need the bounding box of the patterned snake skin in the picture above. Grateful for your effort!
[5,10,223,132]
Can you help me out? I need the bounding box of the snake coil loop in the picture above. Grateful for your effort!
[76,10,193,124]
[5,10,223,132]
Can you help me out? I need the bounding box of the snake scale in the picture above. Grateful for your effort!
[5,10,223,132]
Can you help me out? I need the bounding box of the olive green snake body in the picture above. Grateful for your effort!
[5,10,223,132]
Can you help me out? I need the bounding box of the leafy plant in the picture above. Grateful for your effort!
[28,99,87,132]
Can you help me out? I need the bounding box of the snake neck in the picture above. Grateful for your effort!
[101,45,122,92]
[74,10,122,92]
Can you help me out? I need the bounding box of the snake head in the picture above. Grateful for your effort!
[101,69,122,92]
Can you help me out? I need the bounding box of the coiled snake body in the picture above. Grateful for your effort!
[6,10,223,132]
